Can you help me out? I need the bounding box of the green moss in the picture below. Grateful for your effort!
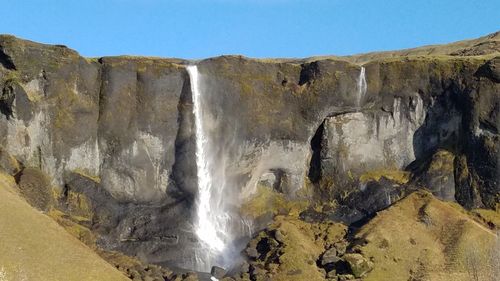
[247,216,347,281]
[50,80,95,131]
[1,70,21,84]
[85,57,100,63]
[471,208,500,229]
[17,167,54,212]
[47,208,96,247]
[240,185,308,219]
[359,169,411,184]
[73,169,101,183]
[428,150,455,173]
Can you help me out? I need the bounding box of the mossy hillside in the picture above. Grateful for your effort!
[101,55,186,68]
[315,31,500,64]
[471,208,500,230]
[10,167,180,281]
[356,191,499,281]
[0,171,129,281]
[240,184,309,220]
[244,215,347,281]
[12,167,98,248]
[269,217,345,281]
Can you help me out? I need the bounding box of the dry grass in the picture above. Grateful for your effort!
[356,191,499,281]
[249,216,347,281]
[240,185,308,219]
[0,172,129,281]
[359,169,411,185]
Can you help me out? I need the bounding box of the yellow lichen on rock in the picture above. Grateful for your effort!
[47,208,96,247]
[359,169,411,184]
[240,184,308,219]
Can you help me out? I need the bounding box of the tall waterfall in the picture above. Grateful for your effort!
[187,65,253,273]
[357,66,367,107]
[187,65,230,272]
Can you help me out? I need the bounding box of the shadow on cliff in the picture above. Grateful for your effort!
[408,80,489,209]
[411,84,463,161]
[169,71,197,205]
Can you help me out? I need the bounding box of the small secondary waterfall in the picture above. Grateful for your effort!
[356,66,367,107]
[187,65,253,273]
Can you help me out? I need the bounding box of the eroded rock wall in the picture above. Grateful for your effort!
[0,34,498,270]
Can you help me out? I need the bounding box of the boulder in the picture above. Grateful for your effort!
[326,269,337,278]
[342,253,373,278]
[321,247,340,265]
[17,167,53,211]
[333,241,348,256]
[0,146,20,175]
[409,150,456,201]
[211,266,226,280]
[475,56,500,82]
[338,274,355,281]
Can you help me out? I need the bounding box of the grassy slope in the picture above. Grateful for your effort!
[310,31,500,64]
[357,191,499,281]
[0,172,130,281]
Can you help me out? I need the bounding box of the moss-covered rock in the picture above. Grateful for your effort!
[408,149,456,201]
[16,167,54,211]
[241,215,347,281]
[0,145,20,175]
[241,184,308,220]
[342,253,373,278]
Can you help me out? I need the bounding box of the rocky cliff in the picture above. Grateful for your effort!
[0,32,499,274]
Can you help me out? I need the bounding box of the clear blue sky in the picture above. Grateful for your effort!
[1,0,499,59]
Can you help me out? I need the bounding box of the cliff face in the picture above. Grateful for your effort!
[0,33,498,269]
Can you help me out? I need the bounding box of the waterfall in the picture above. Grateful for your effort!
[187,65,254,273]
[357,66,367,107]
[187,65,227,271]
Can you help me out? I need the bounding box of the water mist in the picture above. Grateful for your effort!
[187,65,252,273]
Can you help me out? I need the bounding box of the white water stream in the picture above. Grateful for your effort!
[188,65,226,249]
[357,66,367,107]
[188,65,251,273]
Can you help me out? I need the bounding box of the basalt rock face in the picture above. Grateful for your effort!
[0,33,499,271]
[0,36,199,269]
